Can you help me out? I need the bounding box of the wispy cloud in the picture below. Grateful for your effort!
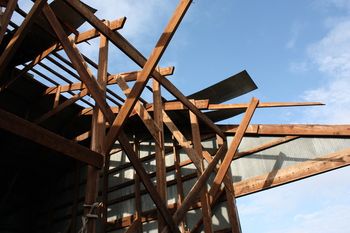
[302,19,350,123]
[286,21,304,49]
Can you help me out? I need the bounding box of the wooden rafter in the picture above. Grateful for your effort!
[0,0,18,45]
[43,67,174,95]
[0,0,46,76]
[0,17,126,91]
[43,4,115,123]
[63,0,225,145]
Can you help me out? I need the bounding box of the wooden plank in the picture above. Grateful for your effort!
[133,138,143,233]
[117,131,180,233]
[173,139,187,233]
[84,30,108,233]
[208,98,259,201]
[219,124,350,137]
[44,67,174,94]
[0,0,46,75]
[153,78,167,232]
[189,106,213,233]
[208,102,323,110]
[0,108,103,167]
[53,85,61,109]
[43,4,115,124]
[103,0,193,154]
[0,0,18,45]
[78,99,209,117]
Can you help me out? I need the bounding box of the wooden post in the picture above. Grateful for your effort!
[189,103,213,233]
[133,137,143,233]
[153,75,167,232]
[173,138,188,233]
[0,0,18,45]
[84,26,108,233]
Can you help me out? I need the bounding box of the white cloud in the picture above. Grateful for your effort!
[301,19,350,123]
[286,22,304,49]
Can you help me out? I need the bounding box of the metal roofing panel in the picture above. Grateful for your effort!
[187,70,257,104]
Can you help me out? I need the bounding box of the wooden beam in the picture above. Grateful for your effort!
[0,108,103,167]
[208,101,324,110]
[173,139,187,233]
[0,0,46,76]
[43,4,115,124]
[44,67,174,95]
[84,29,108,233]
[189,105,213,233]
[78,99,209,117]
[153,78,167,232]
[208,98,259,201]
[219,124,350,137]
[133,138,143,233]
[0,0,18,45]
[63,0,224,144]
[117,131,180,233]
[103,0,193,154]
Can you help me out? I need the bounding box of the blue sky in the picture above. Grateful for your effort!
[17,0,350,232]
[76,1,350,232]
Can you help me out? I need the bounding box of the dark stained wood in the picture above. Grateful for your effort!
[0,108,103,167]
[0,0,46,75]
[0,0,18,45]
[43,4,115,124]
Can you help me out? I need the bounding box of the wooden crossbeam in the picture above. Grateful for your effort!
[0,108,103,167]
[0,0,46,76]
[220,124,350,136]
[103,0,193,154]
[0,0,18,45]
[44,67,174,94]
[207,101,323,110]
[43,4,114,124]
[78,99,209,117]
[63,0,225,146]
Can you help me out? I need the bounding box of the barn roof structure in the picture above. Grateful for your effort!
[0,1,349,233]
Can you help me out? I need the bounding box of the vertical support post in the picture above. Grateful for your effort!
[189,103,213,233]
[153,73,167,232]
[134,137,143,233]
[85,27,108,233]
[173,138,187,233]
[53,85,61,108]
[71,162,81,233]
